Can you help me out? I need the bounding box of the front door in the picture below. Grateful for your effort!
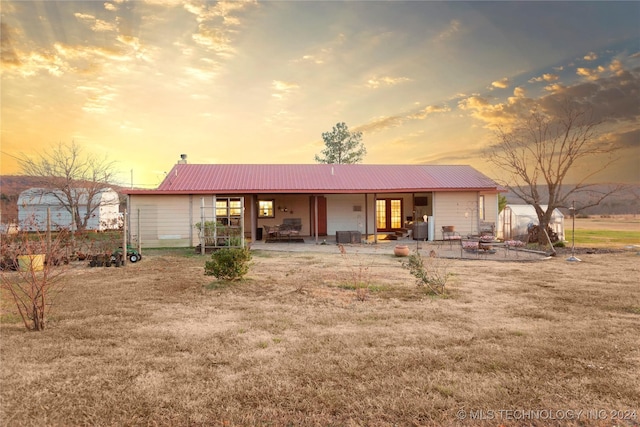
[310,196,327,236]
[376,199,403,231]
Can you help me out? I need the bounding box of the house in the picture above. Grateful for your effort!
[123,160,503,249]
[18,187,121,231]
[497,204,565,242]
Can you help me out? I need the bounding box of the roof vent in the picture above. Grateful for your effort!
[178,154,187,164]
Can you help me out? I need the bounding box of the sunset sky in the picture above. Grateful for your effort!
[1,1,639,188]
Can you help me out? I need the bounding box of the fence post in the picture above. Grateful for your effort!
[122,209,127,266]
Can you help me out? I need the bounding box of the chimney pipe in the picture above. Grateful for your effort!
[178,154,187,164]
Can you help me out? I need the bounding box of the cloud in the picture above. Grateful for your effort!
[491,77,510,89]
[295,54,325,65]
[104,2,117,11]
[609,59,623,74]
[355,104,449,134]
[293,33,346,66]
[436,19,461,41]
[544,83,566,93]
[366,75,411,89]
[458,94,534,128]
[584,52,598,61]
[116,35,153,62]
[513,87,526,98]
[577,66,605,80]
[605,129,640,148]
[459,64,640,135]
[408,105,451,120]
[271,80,299,99]
[0,22,21,67]
[74,12,116,32]
[76,84,118,114]
[529,73,559,83]
[192,26,236,57]
[183,66,218,82]
[184,1,256,57]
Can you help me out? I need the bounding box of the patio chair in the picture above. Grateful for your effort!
[263,225,279,242]
[442,226,461,247]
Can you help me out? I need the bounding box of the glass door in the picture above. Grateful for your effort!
[376,199,403,231]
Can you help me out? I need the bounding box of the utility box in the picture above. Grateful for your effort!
[336,230,362,244]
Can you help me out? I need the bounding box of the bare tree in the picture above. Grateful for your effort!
[486,102,623,248]
[1,216,70,331]
[19,141,118,231]
[315,122,366,164]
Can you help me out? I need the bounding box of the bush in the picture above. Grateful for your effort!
[204,247,252,281]
[403,250,450,296]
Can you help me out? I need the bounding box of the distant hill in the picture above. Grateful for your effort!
[503,183,640,215]
[0,175,129,224]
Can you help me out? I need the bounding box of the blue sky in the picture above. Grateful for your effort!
[1,1,638,188]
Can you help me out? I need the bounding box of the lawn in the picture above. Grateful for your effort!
[571,216,640,247]
[1,242,639,426]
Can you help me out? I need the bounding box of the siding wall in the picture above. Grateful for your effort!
[433,192,479,238]
[325,194,372,236]
[129,195,193,248]
[129,191,499,248]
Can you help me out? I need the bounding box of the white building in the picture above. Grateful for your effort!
[123,163,502,249]
[18,187,121,231]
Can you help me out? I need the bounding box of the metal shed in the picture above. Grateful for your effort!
[498,204,564,242]
[18,187,120,231]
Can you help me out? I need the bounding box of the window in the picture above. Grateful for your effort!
[479,195,485,220]
[258,200,274,218]
[216,199,242,217]
[215,199,242,217]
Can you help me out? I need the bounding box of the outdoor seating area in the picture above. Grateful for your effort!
[458,228,529,258]
[264,218,304,243]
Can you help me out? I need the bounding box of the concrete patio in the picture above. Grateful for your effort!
[249,236,549,261]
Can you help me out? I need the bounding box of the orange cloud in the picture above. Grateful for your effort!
[366,75,411,89]
[529,73,559,83]
[491,77,510,89]
[583,51,598,61]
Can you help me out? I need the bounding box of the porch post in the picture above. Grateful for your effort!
[314,195,319,244]
[364,193,368,239]
[373,193,378,244]
[212,195,217,244]
[200,197,205,255]
[249,194,257,243]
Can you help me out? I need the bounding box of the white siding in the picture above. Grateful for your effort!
[18,188,120,231]
[433,192,478,238]
[325,194,371,236]
[129,195,193,248]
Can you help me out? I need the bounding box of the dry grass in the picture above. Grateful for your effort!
[1,246,639,426]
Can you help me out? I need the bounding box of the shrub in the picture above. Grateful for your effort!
[403,250,450,296]
[1,224,70,331]
[338,244,371,301]
[204,247,252,281]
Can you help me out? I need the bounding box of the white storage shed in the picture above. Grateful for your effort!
[498,204,564,242]
[18,187,120,231]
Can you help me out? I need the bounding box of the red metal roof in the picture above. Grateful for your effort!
[124,164,500,195]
